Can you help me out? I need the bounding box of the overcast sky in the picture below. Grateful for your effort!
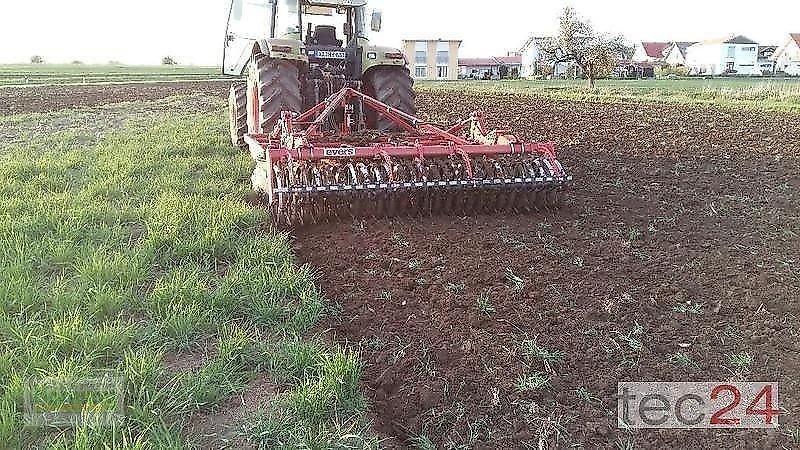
[1,0,798,65]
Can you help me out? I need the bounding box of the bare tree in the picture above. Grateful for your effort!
[161,56,178,66]
[542,7,631,87]
[30,55,44,64]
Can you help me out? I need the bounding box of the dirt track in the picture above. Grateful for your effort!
[296,93,800,448]
[6,82,799,447]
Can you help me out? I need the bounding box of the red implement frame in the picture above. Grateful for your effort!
[244,87,563,174]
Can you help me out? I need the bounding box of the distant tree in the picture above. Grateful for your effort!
[161,56,178,66]
[71,60,83,65]
[30,55,44,64]
[108,60,123,66]
[538,62,554,79]
[542,7,631,87]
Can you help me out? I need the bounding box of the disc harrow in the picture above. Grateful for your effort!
[246,88,572,227]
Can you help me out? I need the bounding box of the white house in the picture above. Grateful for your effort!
[519,35,571,78]
[664,42,697,66]
[773,33,800,75]
[685,35,761,76]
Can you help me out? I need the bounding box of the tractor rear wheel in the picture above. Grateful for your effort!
[247,54,303,134]
[364,66,417,130]
[229,82,247,148]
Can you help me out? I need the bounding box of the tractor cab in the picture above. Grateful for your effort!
[223,0,382,76]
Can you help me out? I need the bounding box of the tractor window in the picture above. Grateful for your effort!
[232,0,243,20]
[303,6,350,45]
[229,0,275,39]
[354,7,369,39]
[275,0,301,38]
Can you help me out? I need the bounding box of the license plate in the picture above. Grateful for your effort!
[311,50,346,59]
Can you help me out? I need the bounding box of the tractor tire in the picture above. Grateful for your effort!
[247,54,303,134]
[364,66,417,130]
[229,82,247,148]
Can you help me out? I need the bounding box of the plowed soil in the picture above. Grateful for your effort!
[0,81,229,115]
[295,93,800,448]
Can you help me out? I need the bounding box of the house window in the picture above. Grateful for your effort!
[436,41,449,64]
[415,66,427,78]
[742,46,756,52]
[727,46,735,58]
[726,62,735,72]
[415,41,427,65]
[436,42,449,79]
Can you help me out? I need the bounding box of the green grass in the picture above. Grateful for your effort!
[726,352,754,376]
[673,301,705,315]
[408,434,436,450]
[520,340,566,374]
[476,292,495,317]
[418,77,800,112]
[668,352,701,371]
[0,64,222,87]
[504,269,525,291]
[514,371,551,393]
[0,96,371,447]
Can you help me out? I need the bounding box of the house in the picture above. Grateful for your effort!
[630,42,671,77]
[458,58,496,79]
[772,33,800,75]
[758,46,778,75]
[401,39,462,80]
[458,54,523,79]
[632,42,671,63]
[685,35,761,76]
[518,35,572,78]
[664,42,698,66]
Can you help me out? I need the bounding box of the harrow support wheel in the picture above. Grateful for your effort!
[229,82,247,148]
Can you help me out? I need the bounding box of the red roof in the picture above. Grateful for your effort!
[458,56,522,66]
[494,55,522,65]
[458,58,497,66]
[792,33,800,48]
[641,42,670,58]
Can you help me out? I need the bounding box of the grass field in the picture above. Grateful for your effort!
[419,77,800,111]
[0,65,222,87]
[0,96,375,448]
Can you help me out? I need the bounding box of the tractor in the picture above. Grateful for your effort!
[223,0,572,227]
[224,0,414,146]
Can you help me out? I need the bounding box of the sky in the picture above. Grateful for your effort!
[1,0,798,66]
